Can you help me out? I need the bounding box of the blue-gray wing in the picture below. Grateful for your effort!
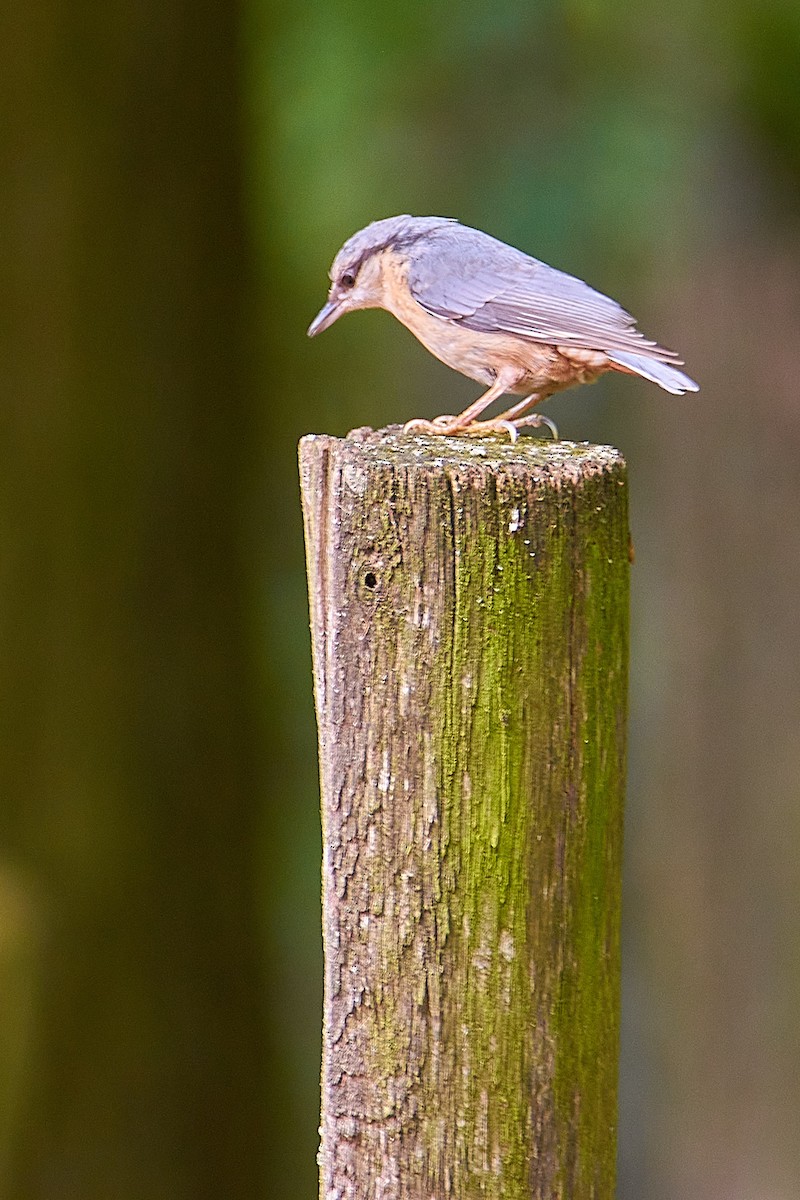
[407,224,680,361]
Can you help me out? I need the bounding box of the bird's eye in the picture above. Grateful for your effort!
[340,272,356,289]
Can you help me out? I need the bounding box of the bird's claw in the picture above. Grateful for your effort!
[517,413,559,441]
[402,417,454,436]
[457,419,520,442]
[403,413,558,442]
[403,416,516,440]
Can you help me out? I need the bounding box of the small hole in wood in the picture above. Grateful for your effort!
[364,571,378,590]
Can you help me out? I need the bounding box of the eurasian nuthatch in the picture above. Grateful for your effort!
[308,215,698,440]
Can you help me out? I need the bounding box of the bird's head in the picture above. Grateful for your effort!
[307,214,455,336]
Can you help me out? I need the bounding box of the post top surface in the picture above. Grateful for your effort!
[299,425,625,482]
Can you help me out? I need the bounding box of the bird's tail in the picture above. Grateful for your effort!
[607,350,699,395]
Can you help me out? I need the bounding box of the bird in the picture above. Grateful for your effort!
[307,215,698,441]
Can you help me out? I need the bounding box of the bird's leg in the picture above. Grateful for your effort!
[403,371,520,437]
[490,392,542,422]
[491,393,559,441]
[408,392,558,443]
[450,407,558,442]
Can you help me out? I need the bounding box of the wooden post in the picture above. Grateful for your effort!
[299,427,629,1200]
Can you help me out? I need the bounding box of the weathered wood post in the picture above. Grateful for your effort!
[299,427,629,1200]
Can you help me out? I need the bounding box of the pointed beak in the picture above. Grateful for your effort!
[307,298,345,337]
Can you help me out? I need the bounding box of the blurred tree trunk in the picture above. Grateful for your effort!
[0,2,267,1198]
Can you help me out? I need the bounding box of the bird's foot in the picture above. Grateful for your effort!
[403,412,559,442]
[510,413,559,441]
[454,418,522,442]
[403,415,519,440]
[402,416,465,437]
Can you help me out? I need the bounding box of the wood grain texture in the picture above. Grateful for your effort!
[299,427,629,1200]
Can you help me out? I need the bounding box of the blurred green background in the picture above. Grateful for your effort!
[1,0,799,1196]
